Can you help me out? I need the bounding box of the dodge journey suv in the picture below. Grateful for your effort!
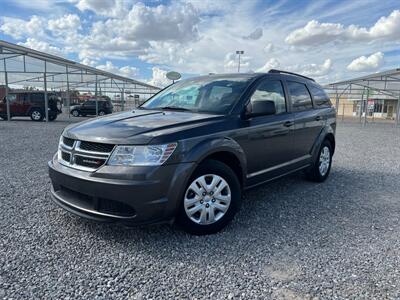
[49,70,336,235]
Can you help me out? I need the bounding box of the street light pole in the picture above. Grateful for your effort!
[236,50,244,73]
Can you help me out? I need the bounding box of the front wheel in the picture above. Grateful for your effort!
[306,139,333,182]
[176,159,241,235]
[98,110,106,116]
[48,114,57,121]
[71,110,79,117]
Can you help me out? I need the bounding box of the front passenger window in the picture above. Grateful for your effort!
[250,80,286,114]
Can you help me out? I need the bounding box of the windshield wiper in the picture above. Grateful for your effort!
[159,106,192,112]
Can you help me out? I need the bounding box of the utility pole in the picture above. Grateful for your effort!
[236,50,244,73]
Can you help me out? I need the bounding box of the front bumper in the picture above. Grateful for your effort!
[48,156,195,225]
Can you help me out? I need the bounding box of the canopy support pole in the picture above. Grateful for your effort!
[44,62,49,122]
[4,61,10,121]
[95,75,98,116]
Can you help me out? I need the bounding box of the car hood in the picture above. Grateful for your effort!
[64,109,225,144]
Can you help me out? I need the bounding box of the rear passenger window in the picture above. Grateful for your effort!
[309,85,331,107]
[287,81,313,111]
[250,80,286,114]
[31,93,44,104]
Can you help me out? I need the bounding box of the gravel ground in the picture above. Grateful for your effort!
[1,116,400,299]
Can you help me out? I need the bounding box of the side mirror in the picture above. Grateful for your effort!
[246,100,276,118]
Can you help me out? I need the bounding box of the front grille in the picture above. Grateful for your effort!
[75,155,107,169]
[61,151,71,162]
[63,137,75,147]
[79,141,114,153]
[59,138,113,172]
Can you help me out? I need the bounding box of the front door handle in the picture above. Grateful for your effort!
[315,116,322,121]
[283,121,294,127]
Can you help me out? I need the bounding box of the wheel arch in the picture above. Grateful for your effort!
[324,132,335,155]
[182,137,247,189]
[28,106,44,115]
[311,125,336,160]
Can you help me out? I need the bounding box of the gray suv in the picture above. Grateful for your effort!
[49,70,336,235]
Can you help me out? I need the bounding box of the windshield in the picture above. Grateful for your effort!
[141,76,253,114]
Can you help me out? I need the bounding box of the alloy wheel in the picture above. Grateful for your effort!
[32,111,41,120]
[319,146,330,176]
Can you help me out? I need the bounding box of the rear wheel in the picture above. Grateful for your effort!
[98,110,106,116]
[48,114,57,121]
[71,110,79,117]
[177,159,241,235]
[306,139,333,182]
[30,109,43,121]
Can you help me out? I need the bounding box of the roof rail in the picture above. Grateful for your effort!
[268,69,315,82]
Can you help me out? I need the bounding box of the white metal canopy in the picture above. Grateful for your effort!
[324,68,400,125]
[0,40,161,121]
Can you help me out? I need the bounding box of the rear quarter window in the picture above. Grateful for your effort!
[309,85,332,107]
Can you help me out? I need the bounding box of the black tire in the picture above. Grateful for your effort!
[306,139,333,182]
[30,109,44,121]
[71,110,79,117]
[176,159,242,235]
[48,114,57,121]
[98,110,106,116]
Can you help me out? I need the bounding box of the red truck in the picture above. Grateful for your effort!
[0,88,62,121]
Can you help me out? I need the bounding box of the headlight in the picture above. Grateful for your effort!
[57,135,63,161]
[108,143,177,166]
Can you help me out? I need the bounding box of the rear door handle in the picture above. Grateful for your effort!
[315,116,322,121]
[283,121,294,127]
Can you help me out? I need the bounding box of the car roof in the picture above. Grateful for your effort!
[191,72,317,85]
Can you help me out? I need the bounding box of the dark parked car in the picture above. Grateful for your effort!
[0,91,62,121]
[70,99,113,117]
[49,70,336,235]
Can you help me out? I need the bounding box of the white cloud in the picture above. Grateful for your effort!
[111,2,199,42]
[243,28,263,40]
[74,0,131,17]
[0,16,45,39]
[48,14,81,36]
[256,58,280,72]
[264,43,274,53]
[96,61,139,78]
[285,10,400,46]
[80,58,97,67]
[0,14,81,40]
[347,52,384,72]
[9,0,67,11]
[223,52,251,72]
[288,59,333,77]
[147,67,171,87]
[18,38,65,56]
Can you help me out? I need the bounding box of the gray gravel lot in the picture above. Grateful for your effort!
[1,116,400,299]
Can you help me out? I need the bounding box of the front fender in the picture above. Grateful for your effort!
[179,136,247,179]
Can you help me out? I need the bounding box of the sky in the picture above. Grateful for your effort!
[0,0,399,87]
